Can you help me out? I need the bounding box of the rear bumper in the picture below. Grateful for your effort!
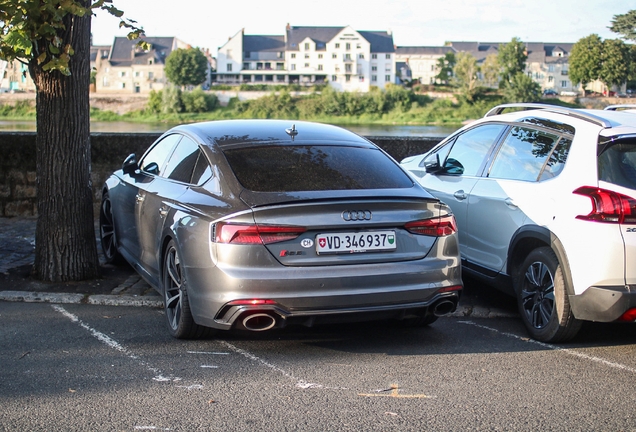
[569,285,636,322]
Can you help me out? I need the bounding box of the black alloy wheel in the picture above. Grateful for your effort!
[163,240,214,339]
[515,247,581,343]
[99,192,123,264]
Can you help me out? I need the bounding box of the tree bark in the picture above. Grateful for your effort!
[30,4,100,281]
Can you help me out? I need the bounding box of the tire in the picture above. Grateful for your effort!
[99,191,125,265]
[163,240,215,339]
[514,247,582,343]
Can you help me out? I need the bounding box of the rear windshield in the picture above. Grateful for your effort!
[598,140,636,190]
[223,145,413,192]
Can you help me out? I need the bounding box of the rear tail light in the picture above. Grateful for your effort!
[405,215,458,237]
[573,186,636,224]
[214,222,306,245]
[618,308,636,322]
[226,299,277,306]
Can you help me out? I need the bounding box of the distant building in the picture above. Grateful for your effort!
[94,36,192,93]
[0,59,35,92]
[396,41,584,95]
[216,25,396,92]
[395,46,457,85]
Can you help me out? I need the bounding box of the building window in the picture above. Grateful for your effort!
[227,64,232,72]
[331,75,337,81]
[265,62,271,70]
[345,64,352,73]
[356,44,361,49]
[346,43,351,50]
[318,64,323,71]
[359,54,364,59]
[119,71,126,77]
[561,81,569,88]
[372,75,377,82]
[134,71,141,77]
[148,72,154,80]
[304,63,309,68]
[102,76,110,87]
[371,66,377,72]
[291,64,296,71]
[305,54,309,59]
[148,59,153,65]
[372,54,377,59]
[278,52,284,58]
[245,52,251,58]
[386,54,391,59]
[335,43,340,49]
[548,64,555,72]
[291,53,296,59]
[243,62,250,70]
[548,76,554,83]
[304,42,309,50]
[359,75,364,82]
[332,53,337,59]
[385,75,391,82]
[120,82,126,89]
[318,54,323,59]
[385,66,391,72]
[276,63,284,70]
[346,75,351,82]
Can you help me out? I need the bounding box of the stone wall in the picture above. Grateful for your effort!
[0,132,443,217]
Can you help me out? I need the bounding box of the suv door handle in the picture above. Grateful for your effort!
[454,190,468,200]
[159,206,168,218]
[135,193,144,204]
[504,198,518,208]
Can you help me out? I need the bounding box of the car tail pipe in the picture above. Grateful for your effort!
[432,298,458,317]
[242,312,278,331]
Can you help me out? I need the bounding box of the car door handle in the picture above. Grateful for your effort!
[159,206,168,218]
[453,190,468,200]
[135,193,144,203]
[504,198,518,208]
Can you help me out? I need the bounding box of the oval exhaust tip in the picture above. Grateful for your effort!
[242,313,276,331]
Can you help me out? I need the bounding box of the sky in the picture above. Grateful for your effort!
[90,0,632,50]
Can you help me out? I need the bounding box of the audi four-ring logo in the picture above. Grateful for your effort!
[342,210,372,221]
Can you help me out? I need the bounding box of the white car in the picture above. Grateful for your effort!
[401,103,636,342]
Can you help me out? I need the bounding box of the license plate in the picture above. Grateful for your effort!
[316,231,396,254]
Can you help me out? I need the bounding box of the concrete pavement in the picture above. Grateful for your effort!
[0,216,517,318]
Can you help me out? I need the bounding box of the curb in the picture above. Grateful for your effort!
[0,291,162,308]
[0,290,517,318]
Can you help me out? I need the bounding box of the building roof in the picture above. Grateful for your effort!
[396,46,456,55]
[243,35,285,53]
[108,36,181,67]
[284,26,395,53]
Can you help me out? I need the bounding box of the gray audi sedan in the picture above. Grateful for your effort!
[99,120,462,339]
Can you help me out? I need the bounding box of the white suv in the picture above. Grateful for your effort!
[401,103,636,342]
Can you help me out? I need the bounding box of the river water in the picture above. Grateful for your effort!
[0,120,458,137]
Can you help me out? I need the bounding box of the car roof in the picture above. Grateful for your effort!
[484,103,636,136]
[168,119,375,149]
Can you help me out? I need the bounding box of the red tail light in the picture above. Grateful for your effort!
[405,215,458,237]
[573,186,636,224]
[214,222,306,245]
[618,308,636,322]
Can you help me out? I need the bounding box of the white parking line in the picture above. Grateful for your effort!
[459,320,636,374]
[51,305,182,383]
[218,340,343,390]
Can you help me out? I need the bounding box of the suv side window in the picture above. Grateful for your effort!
[488,126,561,181]
[444,124,505,176]
[140,134,182,176]
[598,140,636,189]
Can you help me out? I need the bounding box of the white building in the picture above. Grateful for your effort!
[216,25,396,92]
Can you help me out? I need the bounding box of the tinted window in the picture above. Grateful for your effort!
[599,141,636,190]
[489,127,560,182]
[163,136,200,183]
[539,137,571,181]
[223,145,413,192]
[191,152,212,185]
[445,124,505,176]
[140,134,182,176]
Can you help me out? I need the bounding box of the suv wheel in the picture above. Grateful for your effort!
[514,247,581,343]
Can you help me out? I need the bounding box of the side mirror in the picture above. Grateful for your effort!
[443,158,464,175]
[122,153,138,175]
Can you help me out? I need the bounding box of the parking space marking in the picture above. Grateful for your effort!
[52,305,183,383]
[459,320,636,374]
[219,340,343,390]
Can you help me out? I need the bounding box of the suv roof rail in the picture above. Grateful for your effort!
[604,104,636,111]
[485,103,612,128]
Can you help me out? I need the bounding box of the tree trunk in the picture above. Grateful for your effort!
[30,4,100,281]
